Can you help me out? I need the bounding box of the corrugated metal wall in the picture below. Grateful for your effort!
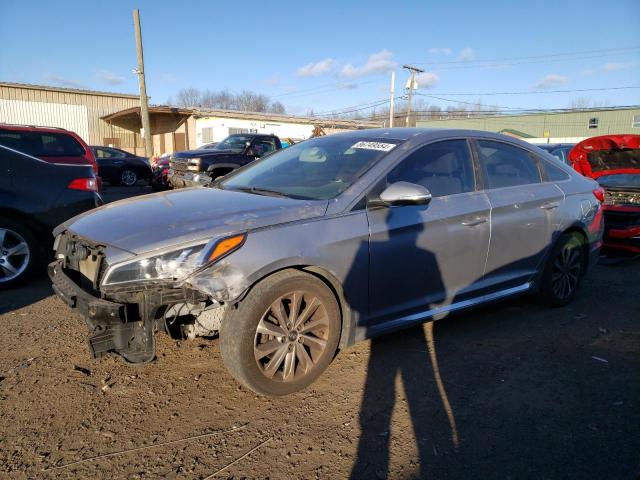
[0,84,141,148]
[416,108,640,139]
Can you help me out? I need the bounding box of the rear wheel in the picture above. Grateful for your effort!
[220,270,340,396]
[538,232,585,307]
[120,168,138,186]
[0,220,39,289]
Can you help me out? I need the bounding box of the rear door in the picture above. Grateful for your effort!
[366,139,491,329]
[474,139,564,290]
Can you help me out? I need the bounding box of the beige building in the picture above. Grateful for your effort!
[0,81,143,149]
[1,81,381,158]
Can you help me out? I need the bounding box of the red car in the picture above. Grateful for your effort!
[568,134,640,254]
[0,124,98,174]
[150,155,172,191]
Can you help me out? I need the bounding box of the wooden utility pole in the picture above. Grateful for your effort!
[389,71,395,128]
[403,64,424,127]
[133,9,153,158]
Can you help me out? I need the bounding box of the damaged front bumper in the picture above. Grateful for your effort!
[48,260,214,363]
[603,206,640,253]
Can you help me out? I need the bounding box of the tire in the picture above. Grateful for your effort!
[220,270,341,396]
[0,219,40,289]
[538,232,585,307]
[120,168,138,186]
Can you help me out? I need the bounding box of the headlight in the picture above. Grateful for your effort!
[101,233,246,286]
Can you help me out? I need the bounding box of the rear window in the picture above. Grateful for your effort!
[0,129,86,157]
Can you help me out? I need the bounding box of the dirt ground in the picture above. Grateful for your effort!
[0,187,638,479]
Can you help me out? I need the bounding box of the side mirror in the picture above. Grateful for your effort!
[377,181,432,206]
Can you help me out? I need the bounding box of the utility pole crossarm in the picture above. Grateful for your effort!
[133,9,153,159]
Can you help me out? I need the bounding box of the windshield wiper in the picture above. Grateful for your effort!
[233,186,291,198]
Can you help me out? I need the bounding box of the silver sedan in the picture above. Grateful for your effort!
[49,128,604,395]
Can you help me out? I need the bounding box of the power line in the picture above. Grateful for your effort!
[271,80,375,99]
[416,86,640,96]
[407,46,640,66]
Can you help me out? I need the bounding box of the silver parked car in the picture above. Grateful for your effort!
[49,129,604,395]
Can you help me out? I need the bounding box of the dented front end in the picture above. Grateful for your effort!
[48,231,248,363]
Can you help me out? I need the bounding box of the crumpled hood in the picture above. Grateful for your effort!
[569,134,640,178]
[56,187,328,255]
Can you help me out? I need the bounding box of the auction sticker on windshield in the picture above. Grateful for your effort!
[351,141,397,152]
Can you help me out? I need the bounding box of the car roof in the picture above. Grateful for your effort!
[0,123,74,134]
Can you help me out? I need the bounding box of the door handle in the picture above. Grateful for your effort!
[462,216,488,227]
[540,201,560,210]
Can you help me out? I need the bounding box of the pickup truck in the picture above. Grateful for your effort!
[168,133,282,188]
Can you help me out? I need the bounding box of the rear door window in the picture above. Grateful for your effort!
[386,139,476,197]
[0,130,85,157]
[477,140,541,189]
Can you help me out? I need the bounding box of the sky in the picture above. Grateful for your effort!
[1,0,639,117]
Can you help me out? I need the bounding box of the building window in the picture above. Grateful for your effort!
[229,127,249,135]
[202,127,214,143]
[633,115,640,128]
[588,118,598,129]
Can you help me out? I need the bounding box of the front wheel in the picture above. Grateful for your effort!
[538,232,585,307]
[220,270,341,396]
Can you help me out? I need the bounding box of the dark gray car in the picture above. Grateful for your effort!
[49,129,604,395]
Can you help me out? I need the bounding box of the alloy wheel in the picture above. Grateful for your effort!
[551,245,581,300]
[121,169,137,186]
[254,291,330,382]
[0,228,30,283]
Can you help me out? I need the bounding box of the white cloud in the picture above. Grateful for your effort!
[43,73,84,89]
[602,62,628,72]
[95,69,125,85]
[262,74,282,87]
[160,73,177,84]
[415,72,439,88]
[296,58,336,77]
[457,47,475,61]
[534,74,569,89]
[429,47,452,55]
[341,49,398,78]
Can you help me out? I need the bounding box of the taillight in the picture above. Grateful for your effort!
[592,187,605,203]
[68,178,98,192]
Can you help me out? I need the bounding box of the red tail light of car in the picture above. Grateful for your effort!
[592,187,606,203]
[68,178,98,192]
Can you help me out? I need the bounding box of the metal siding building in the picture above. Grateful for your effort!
[416,107,640,143]
[0,82,142,149]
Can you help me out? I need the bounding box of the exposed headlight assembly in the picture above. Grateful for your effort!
[101,233,246,286]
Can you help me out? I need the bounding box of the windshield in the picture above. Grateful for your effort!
[220,135,401,200]
[598,173,640,188]
[212,135,252,153]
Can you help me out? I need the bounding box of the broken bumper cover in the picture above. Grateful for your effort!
[48,261,155,363]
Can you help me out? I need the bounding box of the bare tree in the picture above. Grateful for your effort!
[168,87,286,114]
[175,87,202,108]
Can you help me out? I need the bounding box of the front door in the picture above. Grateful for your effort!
[366,139,491,332]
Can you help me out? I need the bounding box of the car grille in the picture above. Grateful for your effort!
[170,158,189,174]
[604,189,640,207]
